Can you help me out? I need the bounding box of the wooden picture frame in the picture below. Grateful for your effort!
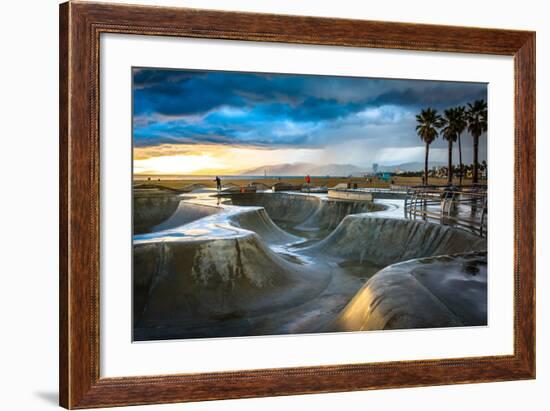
[59,1,535,408]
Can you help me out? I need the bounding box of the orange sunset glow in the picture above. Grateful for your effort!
[133,143,323,175]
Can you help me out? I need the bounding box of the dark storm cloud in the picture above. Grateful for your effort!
[132,67,487,162]
[371,82,487,108]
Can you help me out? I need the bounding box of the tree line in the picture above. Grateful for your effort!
[415,99,487,186]
[397,161,487,179]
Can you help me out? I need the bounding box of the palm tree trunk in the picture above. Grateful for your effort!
[447,140,453,184]
[458,133,463,186]
[473,135,479,184]
[424,142,429,186]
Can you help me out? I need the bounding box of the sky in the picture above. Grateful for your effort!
[133,68,487,175]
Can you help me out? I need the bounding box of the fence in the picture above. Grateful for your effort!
[404,185,488,237]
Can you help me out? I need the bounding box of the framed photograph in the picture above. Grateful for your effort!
[59,1,535,408]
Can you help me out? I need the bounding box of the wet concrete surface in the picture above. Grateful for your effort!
[328,251,487,332]
[133,189,487,340]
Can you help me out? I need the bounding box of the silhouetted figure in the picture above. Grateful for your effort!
[214,176,222,193]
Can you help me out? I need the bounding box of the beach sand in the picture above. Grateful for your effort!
[133,176,484,191]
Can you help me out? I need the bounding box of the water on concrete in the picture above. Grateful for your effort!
[133,189,487,341]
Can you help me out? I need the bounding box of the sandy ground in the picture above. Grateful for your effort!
[134,176,486,191]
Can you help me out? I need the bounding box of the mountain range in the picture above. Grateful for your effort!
[241,161,445,176]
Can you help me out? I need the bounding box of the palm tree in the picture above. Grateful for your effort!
[466,100,488,184]
[416,108,442,186]
[454,106,467,185]
[440,108,460,184]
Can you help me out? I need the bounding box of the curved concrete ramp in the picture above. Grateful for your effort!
[151,201,221,232]
[306,216,486,266]
[227,192,385,236]
[133,190,180,234]
[229,193,319,224]
[229,208,301,245]
[134,232,330,340]
[297,197,385,232]
[327,252,487,331]
[182,183,208,192]
[133,191,488,340]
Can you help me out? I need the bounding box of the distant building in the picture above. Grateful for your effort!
[372,163,379,174]
[379,172,393,182]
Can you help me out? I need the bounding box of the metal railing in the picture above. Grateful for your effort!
[404,185,487,237]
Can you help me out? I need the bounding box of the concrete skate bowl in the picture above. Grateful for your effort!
[326,251,488,332]
[305,216,486,266]
[228,207,301,246]
[133,191,487,340]
[221,182,240,192]
[133,232,331,340]
[303,217,487,331]
[134,191,222,235]
[225,192,386,239]
[133,189,181,234]
[181,183,208,192]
